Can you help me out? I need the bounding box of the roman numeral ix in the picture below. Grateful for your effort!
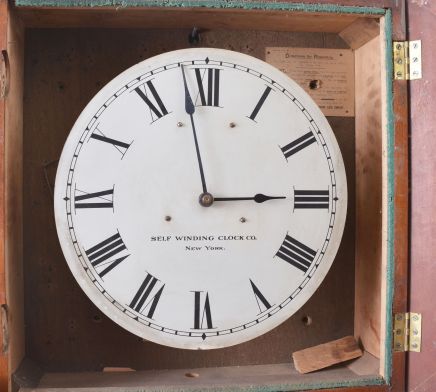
[134,80,169,121]
[276,234,317,273]
[294,189,330,209]
[194,68,221,107]
[192,291,214,329]
[75,187,114,209]
[280,131,317,158]
[129,272,165,319]
[85,232,129,277]
[250,279,272,314]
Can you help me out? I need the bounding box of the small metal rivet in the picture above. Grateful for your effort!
[165,216,172,221]
[177,122,183,127]
[229,122,236,128]
[240,217,246,223]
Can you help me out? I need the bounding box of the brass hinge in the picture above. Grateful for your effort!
[393,312,421,352]
[393,40,422,80]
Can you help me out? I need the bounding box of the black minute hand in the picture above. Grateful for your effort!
[181,65,208,194]
[214,194,286,204]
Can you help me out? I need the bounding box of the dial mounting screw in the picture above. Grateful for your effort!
[177,122,183,127]
[165,215,172,221]
[229,122,236,128]
[240,217,246,223]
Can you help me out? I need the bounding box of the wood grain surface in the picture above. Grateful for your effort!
[292,336,363,374]
[0,1,9,390]
[23,28,356,372]
[407,1,436,392]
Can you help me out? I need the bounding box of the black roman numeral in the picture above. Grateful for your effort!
[192,291,214,329]
[75,188,114,209]
[250,279,272,314]
[248,86,272,121]
[134,80,169,121]
[194,68,220,107]
[129,272,165,319]
[294,189,329,209]
[85,232,129,277]
[280,131,317,158]
[276,234,317,273]
[90,128,130,157]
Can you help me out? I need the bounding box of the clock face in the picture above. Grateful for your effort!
[54,48,347,349]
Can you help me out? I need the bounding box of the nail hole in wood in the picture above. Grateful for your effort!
[302,315,312,326]
[185,372,200,378]
[309,79,321,90]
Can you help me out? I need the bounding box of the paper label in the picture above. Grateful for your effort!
[266,47,354,117]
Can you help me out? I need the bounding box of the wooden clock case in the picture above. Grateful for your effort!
[0,1,408,391]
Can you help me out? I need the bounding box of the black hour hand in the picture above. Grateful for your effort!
[214,194,286,203]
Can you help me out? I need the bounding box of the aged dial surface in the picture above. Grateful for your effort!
[54,48,347,349]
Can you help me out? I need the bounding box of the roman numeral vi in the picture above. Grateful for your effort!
[192,291,214,329]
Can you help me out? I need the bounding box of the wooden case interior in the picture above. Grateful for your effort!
[4,6,387,391]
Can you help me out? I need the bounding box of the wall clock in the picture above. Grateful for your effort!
[54,48,347,350]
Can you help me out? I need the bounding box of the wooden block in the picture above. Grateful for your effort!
[292,336,363,374]
[339,18,380,49]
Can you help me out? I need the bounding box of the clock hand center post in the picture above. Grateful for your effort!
[181,65,214,207]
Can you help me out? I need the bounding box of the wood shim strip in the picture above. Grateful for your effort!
[339,18,380,50]
[292,336,363,374]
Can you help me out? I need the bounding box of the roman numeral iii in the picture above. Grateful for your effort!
[281,131,316,158]
[75,188,114,209]
[250,279,272,314]
[192,291,214,329]
[134,80,169,121]
[276,234,317,273]
[294,189,329,209]
[85,232,129,277]
[129,272,165,319]
[194,68,221,107]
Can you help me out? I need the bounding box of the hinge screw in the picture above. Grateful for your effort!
[395,342,402,349]
[396,314,403,321]
[396,58,403,65]
[412,315,419,321]
[412,343,418,349]
[396,43,402,50]
[413,329,419,335]
[396,329,402,335]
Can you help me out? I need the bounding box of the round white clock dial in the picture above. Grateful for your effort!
[54,48,347,349]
